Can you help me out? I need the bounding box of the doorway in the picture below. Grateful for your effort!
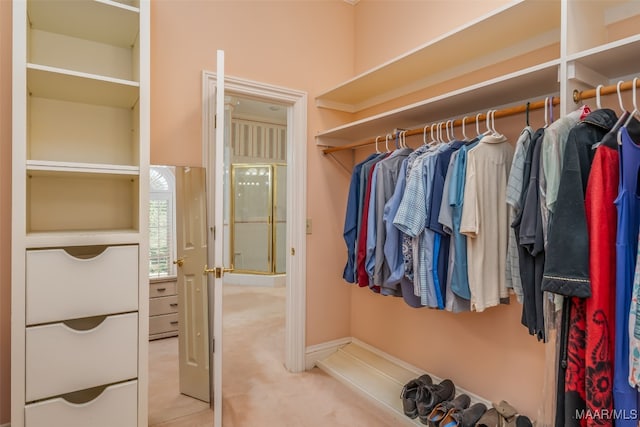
[202,70,308,427]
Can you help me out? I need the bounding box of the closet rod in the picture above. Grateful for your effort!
[321,97,560,154]
[573,78,640,103]
[321,76,640,155]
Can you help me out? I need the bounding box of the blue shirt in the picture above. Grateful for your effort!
[448,139,480,299]
[343,153,377,283]
[384,159,409,286]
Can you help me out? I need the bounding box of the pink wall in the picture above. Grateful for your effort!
[353,0,511,73]
[0,0,12,423]
[150,1,357,347]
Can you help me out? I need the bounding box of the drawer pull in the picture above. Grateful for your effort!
[156,287,166,292]
[63,315,107,331]
[61,384,108,404]
[170,321,179,325]
[63,245,108,260]
[169,303,178,307]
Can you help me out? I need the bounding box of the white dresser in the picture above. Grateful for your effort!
[149,279,179,340]
[11,1,150,426]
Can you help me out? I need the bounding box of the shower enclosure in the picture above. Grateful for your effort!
[230,163,286,275]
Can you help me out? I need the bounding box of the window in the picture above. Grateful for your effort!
[149,166,176,278]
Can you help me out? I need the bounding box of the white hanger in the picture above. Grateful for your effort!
[430,124,438,145]
[624,77,639,128]
[484,109,494,135]
[544,97,550,128]
[475,113,482,136]
[375,136,381,154]
[439,122,446,143]
[617,80,626,114]
[596,84,603,110]
[423,125,429,145]
[447,119,455,142]
[490,110,499,136]
[385,133,391,152]
[461,116,468,140]
[401,130,407,148]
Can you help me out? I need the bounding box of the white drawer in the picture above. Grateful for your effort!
[150,295,178,316]
[25,380,137,427]
[150,280,177,298]
[26,245,138,325]
[26,312,138,402]
[149,313,179,335]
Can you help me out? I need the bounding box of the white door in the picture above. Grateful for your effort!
[208,50,228,427]
[175,166,210,402]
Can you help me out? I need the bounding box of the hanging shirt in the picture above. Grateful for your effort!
[365,163,382,285]
[539,107,586,240]
[613,126,640,427]
[630,232,640,388]
[373,148,413,294]
[356,153,389,288]
[428,141,464,307]
[382,158,422,308]
[444,138,480,300]
[513,128,546,340]
[460,134,513,312]
[583,143,619,426]
[505,127,534,302]
[401,145,432,283]
[343,153,378,283]
[439,150,471,313]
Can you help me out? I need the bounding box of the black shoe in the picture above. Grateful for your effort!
[401,374,433,419]
[416,379,455,424]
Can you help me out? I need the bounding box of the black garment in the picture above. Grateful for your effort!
[512,128,546,341]
[541,109,618,297]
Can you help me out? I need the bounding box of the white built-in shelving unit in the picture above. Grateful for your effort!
[12,0,149,425]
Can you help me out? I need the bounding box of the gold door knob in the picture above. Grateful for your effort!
[203,265,235,278]
[173,258,185,267]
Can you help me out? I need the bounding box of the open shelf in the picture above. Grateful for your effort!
[315,0,560,113]
[28,0,139,48]
[27,170,139,234]
[316,60,560,147]
[27,64,139,108]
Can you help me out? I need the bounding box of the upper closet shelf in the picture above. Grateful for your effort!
[315,0,560,113]
[27,160,140,175]
[316,60,560,147]
[28,0,139,48]
[567,34,640,82]
[28,64,139,108]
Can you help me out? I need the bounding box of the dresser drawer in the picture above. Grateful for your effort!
[150,295,178,316]
[26,245,138,325]
[26,313,138,402]
[150,280,177,298]
[25,380,137,427]
[149,313,179,335]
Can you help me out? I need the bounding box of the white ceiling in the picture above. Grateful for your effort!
[230,96,287,124]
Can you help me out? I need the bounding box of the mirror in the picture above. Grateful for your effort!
[148,165,213,426]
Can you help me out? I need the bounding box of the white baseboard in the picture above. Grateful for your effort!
[305,336,352,370]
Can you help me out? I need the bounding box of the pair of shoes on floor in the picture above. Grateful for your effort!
[401,374,433,419]
[416,379,456,424]
[425,394,488,427]
[475,400,532,427]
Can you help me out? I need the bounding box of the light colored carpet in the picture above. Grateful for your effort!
[150,284,397,427]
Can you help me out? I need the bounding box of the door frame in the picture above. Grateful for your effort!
[201,71,308,377]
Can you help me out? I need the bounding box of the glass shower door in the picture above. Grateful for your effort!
[274,164,286,274]
[231,164,273,273]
